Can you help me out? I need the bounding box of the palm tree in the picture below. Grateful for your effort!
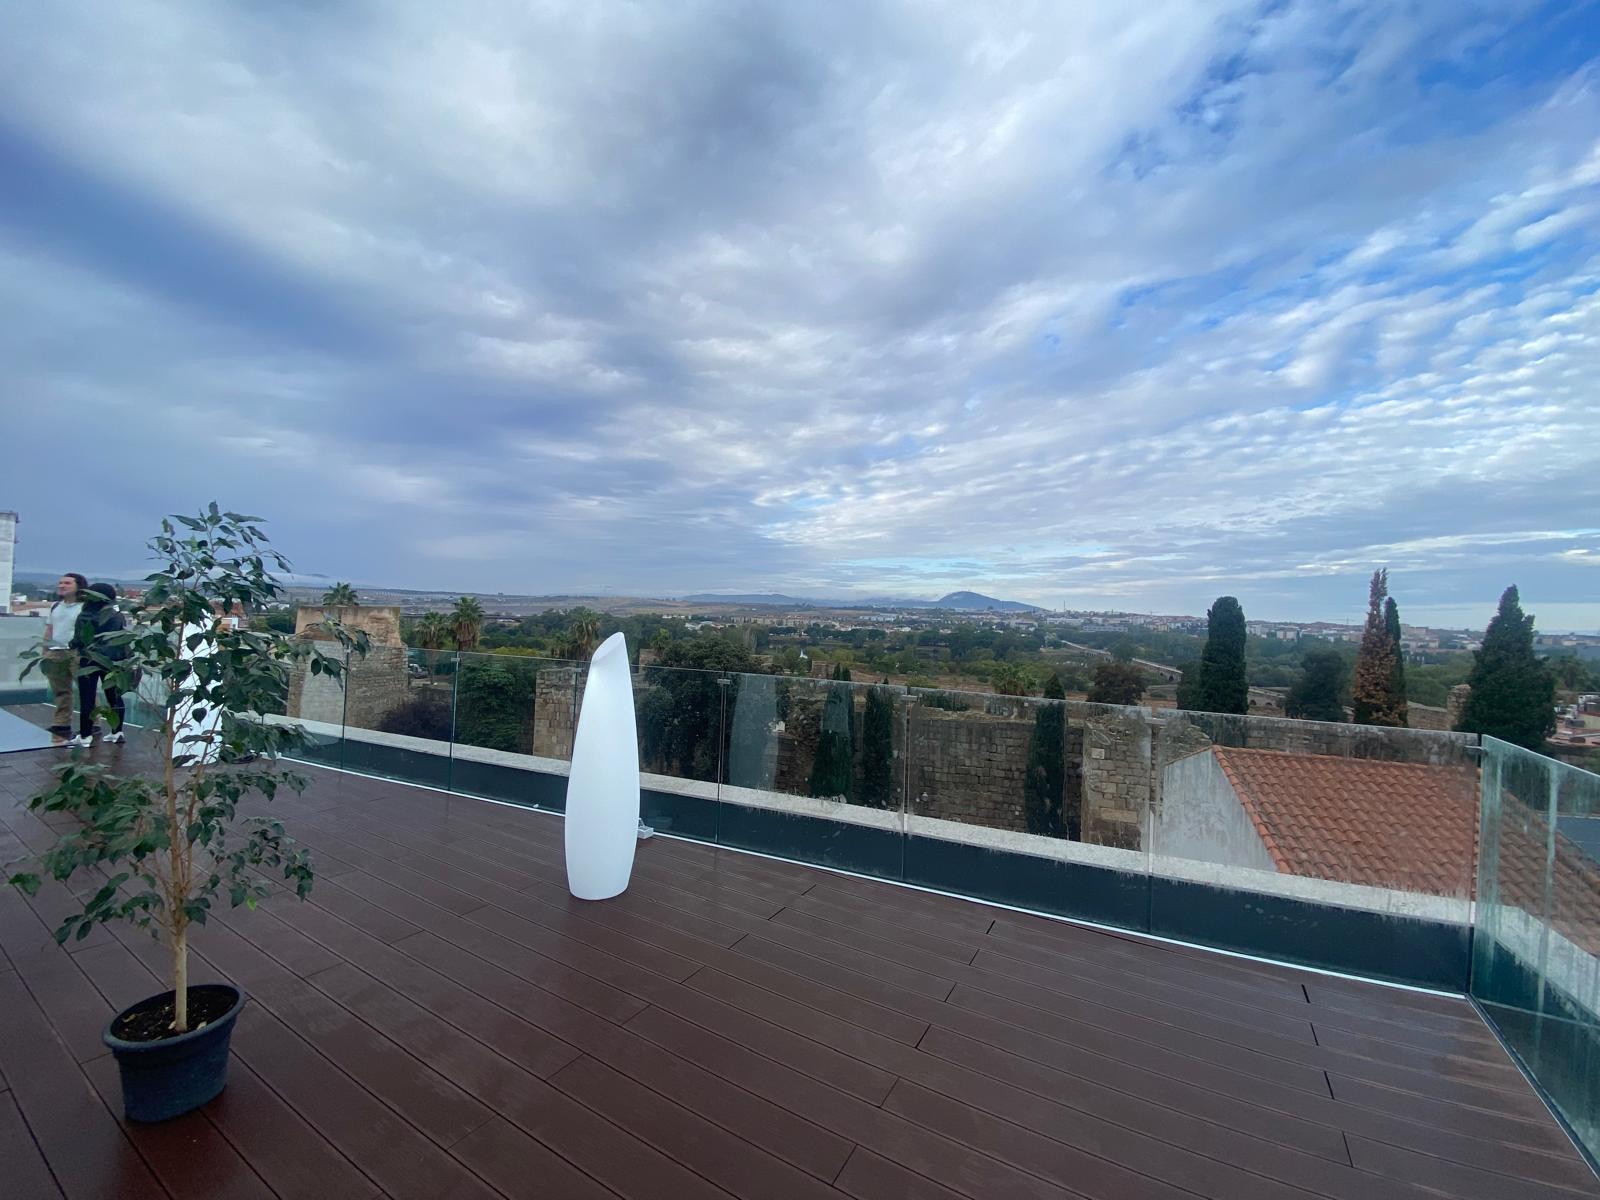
[451,596,485,653]
[412,611,452,671]
[566,608,603,660]
[322,581,359,607]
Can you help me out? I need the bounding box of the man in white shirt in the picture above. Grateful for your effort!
[42,573,86,743]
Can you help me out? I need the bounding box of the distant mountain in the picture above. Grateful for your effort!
[682,590,1039,613]
[931,591,1039,612]
[681,593,822,607]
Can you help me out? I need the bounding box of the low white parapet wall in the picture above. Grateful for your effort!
[1480,903,1600,1029]
[267,715,1477,926]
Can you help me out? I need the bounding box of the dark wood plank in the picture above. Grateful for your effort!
[883,1078,1285,1200]
[190,917,495,1150]
[449,1116,622,1200]
[0,1087,65,1200]
[225,1004,500,1200]
[8,735,1595,1200]
[1326,1073,1574,1155]
[834,1147,971,1200]
[271,904,582,1079]
[390,918,649,1024]
[4,943,117,1064]
[394,931,854,1182]
[302,964,733,1200]
[623,1005,1085,1200]
[81,1052,275,1200]
[203,1057,383,1200]
[783,891,983,964]
[549,1054,844,1200]
[885,1058,1449,1200]
[916,1024,1348,1162]
[0,970,166,1200]
[1348,1133,1598,1200]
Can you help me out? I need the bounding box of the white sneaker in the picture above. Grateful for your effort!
[66,734,93,748]
[636,821,655,840]
[103,731,126,744]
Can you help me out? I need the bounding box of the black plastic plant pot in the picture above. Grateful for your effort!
[102,984,245,1122]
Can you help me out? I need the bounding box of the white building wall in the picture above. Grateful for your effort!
[0,512,15,614]
[1151,749,1279,874]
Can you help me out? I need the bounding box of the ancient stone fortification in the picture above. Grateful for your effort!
[533,667,585,759]
[422,664,1481,854]
[1408,703,1453,731]
[286,605,410,730]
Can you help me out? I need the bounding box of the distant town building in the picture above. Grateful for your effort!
[0,512,15,615]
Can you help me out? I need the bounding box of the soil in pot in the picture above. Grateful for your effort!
[112,988,236,1042]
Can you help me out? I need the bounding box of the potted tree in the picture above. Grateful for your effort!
[7,505,367,1122]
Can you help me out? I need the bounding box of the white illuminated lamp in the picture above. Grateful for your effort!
[565,632,644,900]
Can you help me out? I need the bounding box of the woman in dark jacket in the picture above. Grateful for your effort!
[69,582,128,747]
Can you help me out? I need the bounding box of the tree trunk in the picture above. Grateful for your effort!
[171,926,189,1033]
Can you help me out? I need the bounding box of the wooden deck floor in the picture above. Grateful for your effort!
[1,733,1596,1200]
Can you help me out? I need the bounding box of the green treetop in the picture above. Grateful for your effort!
[1384,595,1408,724]
[1285,648,1347,722]
[1352,569,1406,727]
[1454,585,1556,750]
[322,581,359,606]
[1195,597,1248,714]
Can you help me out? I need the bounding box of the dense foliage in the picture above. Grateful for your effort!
[808,680,856,801]
[454,656,544,752]
[1455,586,1556,750]
[8,506,366,1033]
[377,689,454,741]
[1352,570,1407,727]
[1284,649,1347,722]
[859,686,896,808]
[637,634,761,782]
[1023,699,1066,837]
[1086,661,1146,706]
[1195,597,1248,714]
[1385,598,1407,719]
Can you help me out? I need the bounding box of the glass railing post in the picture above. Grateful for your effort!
[898,698,909,880]
[716,673,730,845]
[446,649,460,799]
[337,644,350,772]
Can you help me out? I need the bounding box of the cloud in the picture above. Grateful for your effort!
[0,1,1597,628]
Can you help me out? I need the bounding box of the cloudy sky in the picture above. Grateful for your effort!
[3,3,1597,628]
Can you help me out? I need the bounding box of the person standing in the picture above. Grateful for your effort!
[41,573,86,744]
[70,582,128,748]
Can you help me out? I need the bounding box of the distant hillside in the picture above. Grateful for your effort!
[931,591,1039,612]
[681,593,821,607]
[682,590,1039,613]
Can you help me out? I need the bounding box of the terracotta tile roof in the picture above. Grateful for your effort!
[1212,746,1479,898]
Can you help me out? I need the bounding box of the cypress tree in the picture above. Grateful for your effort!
[1196,597,1248,714]
[808,680,856,800]
[859,686,895,809]
[1174,659,1203,711]
[1384,596,1408,726]
[1023,699,1065,837]
[1353,569,1406,726]
[1285,649,1347,722]
[1455,586,1557,750]
[1042,672,1065,700]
